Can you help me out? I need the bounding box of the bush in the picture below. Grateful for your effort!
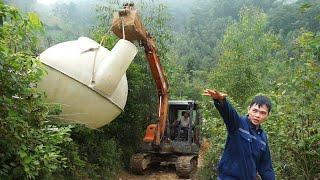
[0,3,80,179]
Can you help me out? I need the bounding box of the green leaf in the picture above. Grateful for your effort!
[27,12,42,30]
[18,150,27,158]
[24,156,32,164]
[300,3,312,13]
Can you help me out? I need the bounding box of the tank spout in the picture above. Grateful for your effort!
[94,39,137,95]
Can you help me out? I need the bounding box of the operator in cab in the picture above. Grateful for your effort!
[173,111,190,141]
[174,111,190,128]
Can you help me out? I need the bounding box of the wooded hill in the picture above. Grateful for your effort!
[1,0,319,179]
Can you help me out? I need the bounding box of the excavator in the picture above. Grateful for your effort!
[111,3,202,178]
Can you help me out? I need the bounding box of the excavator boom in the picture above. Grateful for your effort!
[112,3,169,145]
[112,4,201,178]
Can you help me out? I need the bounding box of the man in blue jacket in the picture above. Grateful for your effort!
[203,89,275,180]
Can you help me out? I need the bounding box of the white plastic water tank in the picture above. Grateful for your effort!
[38,37,138,129]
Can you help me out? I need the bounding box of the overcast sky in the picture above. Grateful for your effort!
[37,0,58,5]
[37,0,73,5]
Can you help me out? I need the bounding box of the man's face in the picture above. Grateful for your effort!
[248,103,269,126]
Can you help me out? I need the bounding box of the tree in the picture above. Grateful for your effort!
[207,7,280,107]
[0,2,79,179]
[266,30,320,179]
[268,0,320,35]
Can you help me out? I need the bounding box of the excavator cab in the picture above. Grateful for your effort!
[131,100,202,178]
[168,100,201,148]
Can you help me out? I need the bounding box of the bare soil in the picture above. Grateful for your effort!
[118,165,188,180]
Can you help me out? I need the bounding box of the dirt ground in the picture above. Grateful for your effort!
[118,139,211,180]
[118,165,189,180]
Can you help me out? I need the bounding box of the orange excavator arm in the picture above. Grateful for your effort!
[111,3,169,145]
[143,34,169,145]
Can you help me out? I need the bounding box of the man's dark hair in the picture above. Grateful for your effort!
[249,95,272,113]
[182,111,190,116]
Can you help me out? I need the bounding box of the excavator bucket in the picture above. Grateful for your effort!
[111,3,148,43]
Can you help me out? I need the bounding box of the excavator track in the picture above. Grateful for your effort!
[130,153,151,174]
[175,155,198,178]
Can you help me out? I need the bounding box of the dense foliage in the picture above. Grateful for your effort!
[267,31,320,179]
[194,1,320,179]
[2,0,320,179]
[0,2,80,179]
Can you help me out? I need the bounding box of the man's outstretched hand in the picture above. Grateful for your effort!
[203,89,227,101]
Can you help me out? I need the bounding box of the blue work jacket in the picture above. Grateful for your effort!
[214,99,275,180]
